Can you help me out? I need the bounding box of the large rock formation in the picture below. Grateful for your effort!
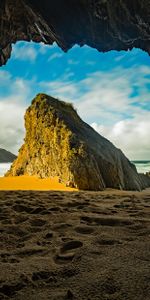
[0,148,16,163]
[6,94,150,191]
[0,0,150,66]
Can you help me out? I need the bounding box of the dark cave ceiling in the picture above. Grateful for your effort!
[0,0,150,66]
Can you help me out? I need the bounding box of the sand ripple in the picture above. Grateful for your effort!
[0,189,150,299]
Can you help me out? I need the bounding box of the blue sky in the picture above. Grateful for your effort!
[0,41,150,159]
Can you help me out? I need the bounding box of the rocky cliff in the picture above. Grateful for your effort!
[0,148,16,163]
[6,94,150,191]
[0,0,150,66]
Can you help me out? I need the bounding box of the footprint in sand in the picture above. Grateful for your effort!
[0,281,26,298]
[5,226,29,237]
[15,247,47,258]
[96,238,122,246]
[14,215,28,224]
[30,207,45,214]
[54,240,83,264]
[32,270,55,282]
[49,206,62,212]
[75,225,94,235]
[80,216,133,226]
[36,232,54,246]
[12,204,33,213]
[29,218,47,227]
[1,256,20,264]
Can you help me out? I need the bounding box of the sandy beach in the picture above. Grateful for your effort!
[0,176,76,191]
[0,186,150,299]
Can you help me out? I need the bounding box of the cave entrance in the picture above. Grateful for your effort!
[0,41,150,176]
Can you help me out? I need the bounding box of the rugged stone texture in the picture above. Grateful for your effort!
[0,0,150,66]
[0,148,16,163]
[6,94,150,191]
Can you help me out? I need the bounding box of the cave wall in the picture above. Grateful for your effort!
[0,0,150,66]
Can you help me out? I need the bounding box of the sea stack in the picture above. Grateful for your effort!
[6,94,150,191]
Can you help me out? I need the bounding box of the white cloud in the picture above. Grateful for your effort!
[68,59,79,65]
[38,42,50,55]
[40,79,78,100]
[0,58,149,160]
[48,52,63,62]
[0,70,11,83]
[12,42,38,62]
[0,70,30,154]
[39,64,150,121]
[39,64,150,159]
[91,113,150,160]
[0,99,25,155]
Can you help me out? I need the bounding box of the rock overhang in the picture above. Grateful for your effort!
[0,0,150,66]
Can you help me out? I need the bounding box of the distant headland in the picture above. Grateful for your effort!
[0,148,16,163]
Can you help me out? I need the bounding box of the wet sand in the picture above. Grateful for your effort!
[0,188,150,300]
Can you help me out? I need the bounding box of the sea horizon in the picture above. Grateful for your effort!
[0,163,11,177]
[0,161,150,177]
[131,160,150,174]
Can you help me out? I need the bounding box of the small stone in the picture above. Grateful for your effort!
[66,289,74,299]
[45,232,53,239]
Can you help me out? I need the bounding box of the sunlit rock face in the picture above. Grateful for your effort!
[0,0,150,66]
[6,94,150,191]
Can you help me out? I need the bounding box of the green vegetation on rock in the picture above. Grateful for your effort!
[6,94,150,191]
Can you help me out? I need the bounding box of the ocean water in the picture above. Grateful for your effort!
[0,163,12,177]
[132,161,150,174]
[0,161,150,177]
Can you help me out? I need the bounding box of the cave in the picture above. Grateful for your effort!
[0,0,150,66]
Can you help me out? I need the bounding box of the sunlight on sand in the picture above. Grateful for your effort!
[0,176,77,191]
